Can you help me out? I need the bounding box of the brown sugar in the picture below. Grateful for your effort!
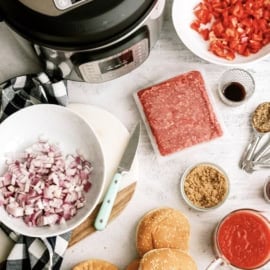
[183,164,229,209]
[252,102,270,133]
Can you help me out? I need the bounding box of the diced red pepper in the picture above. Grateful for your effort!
[190,0,270,60]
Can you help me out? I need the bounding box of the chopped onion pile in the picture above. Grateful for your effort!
[0,139,93,227]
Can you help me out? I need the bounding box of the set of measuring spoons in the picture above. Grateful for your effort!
[240,102,270,173]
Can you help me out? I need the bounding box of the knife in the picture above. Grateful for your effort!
[94,122,141,231]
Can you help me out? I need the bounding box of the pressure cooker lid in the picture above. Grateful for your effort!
[0,0,156,50]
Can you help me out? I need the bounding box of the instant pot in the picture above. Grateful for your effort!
[0,0,166,83]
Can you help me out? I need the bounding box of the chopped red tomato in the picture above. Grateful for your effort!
[190,0,270,60]
[212,21,225,37]
[209,40,235,60]
[200,28,210,40]
[190,20,201,32]
[194,6,212,24]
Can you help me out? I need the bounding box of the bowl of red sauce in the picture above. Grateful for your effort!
[207,209,270,270]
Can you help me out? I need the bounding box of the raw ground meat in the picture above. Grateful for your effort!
[137,71,223,156]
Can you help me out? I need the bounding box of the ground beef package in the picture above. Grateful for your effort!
[134,70,223,158]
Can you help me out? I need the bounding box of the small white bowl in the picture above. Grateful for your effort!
[0,104,105,237]
[180,162,230,211]
[218,68,255,106]
[264,179,270,203]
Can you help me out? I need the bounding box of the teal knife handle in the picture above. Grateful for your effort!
[94,172,122,231]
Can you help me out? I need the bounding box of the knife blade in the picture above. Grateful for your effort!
[94,122,141,231]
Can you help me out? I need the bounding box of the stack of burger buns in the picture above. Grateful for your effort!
[126,207,197,270]
[73,259,119,270]
[72,207,197,270]
[126,259,141,270]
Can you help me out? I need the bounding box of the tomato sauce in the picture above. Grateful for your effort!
[217,210,270,269]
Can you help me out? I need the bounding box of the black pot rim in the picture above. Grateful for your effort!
[0,0,156,50]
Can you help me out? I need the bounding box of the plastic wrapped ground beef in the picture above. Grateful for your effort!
[134,70,223,157]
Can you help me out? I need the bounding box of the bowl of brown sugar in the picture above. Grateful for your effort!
[180,163,230,211]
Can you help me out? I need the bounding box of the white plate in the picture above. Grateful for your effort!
[67,103,138,198]
[0,104,105,238]
[0,104,138,263]
[172,0,270,66]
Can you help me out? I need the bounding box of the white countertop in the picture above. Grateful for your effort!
[1,0,270,269]
[63,1,270,269]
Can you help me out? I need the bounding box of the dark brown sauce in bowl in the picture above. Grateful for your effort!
[223,82,246,102]
[218,68,255,106]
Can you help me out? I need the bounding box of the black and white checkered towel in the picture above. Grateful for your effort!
[0,72,68,122]
[0,224,71,270]
[0,73,71,270]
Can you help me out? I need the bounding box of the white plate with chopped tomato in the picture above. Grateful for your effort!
[172,0,270,66]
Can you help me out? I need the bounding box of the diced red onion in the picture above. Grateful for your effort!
[0,139,93,227]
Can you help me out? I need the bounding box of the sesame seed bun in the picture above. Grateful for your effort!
[72,259,119,270]
[136,208,190,256]
[126,259,141,270]
[139,248,197,270]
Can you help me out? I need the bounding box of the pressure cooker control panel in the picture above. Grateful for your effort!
[19,0,93,16]
[71,28,150,83]
[78,40,148,83]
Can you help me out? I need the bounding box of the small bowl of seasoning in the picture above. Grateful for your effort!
[180,162,230,211]
[218,68,255,106]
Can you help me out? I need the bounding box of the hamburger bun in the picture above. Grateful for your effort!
[126,258,141,270]
[136,208,190,256]
[139,248,197,270]
[72,259,119,270]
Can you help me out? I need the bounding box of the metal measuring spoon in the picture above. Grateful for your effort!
[250,161,270,171]
[253,133,270,162]
[256,151,270,163]
[241,102,270,172]
[241,129,265,172]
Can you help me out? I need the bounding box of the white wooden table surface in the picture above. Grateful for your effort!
[63,1,270,269]
[0,0,270,269]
